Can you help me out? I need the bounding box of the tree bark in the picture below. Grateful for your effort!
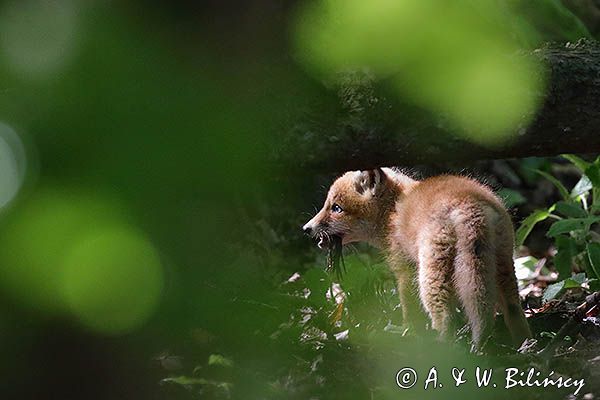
[281,39,600,173]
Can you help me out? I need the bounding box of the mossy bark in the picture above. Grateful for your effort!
[280,39,600,172]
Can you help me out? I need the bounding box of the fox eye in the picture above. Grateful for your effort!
[331,203,343,213]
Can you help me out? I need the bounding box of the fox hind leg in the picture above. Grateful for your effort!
[417,226,457,340]
[452,207,498,350]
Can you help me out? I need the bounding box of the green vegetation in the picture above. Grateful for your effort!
[517,155,600,299]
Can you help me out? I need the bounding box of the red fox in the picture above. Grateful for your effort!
[303,168,531,349]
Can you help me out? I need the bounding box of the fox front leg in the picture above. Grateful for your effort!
[389,259,427,334]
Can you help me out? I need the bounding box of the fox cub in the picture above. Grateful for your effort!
[303,168,531,349]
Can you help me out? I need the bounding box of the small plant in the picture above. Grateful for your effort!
[516,155,600,299]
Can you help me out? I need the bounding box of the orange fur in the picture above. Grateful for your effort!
[303,168,531,349]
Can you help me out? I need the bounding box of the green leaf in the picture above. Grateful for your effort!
[593,195,600,213]
[547,217,600,237]
[303,268,331,306]
[543,281,565,301]
[585,164,600,210]
[161,376,232,392]
[516,209,551,246]
[562,279,580,289]
[586,243,600,279]
[497,188,526,208]
[570,272,587,285]
[520,158,547,184]
[553,235,577,277]
[540,331,556,339]
[162,376,212,385]
[561,274,585,290]
[561,154,591,172]
[554,201,587,218]
[584,164,600,187]
[534,169,570,200]
[547,219,585,237]
[208,354,234,368]
[543,272,588,302]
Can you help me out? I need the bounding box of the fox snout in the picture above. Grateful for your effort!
[302,221,313,235]
[302,215,335,249]
[302,209,327,235]
[302,217,327,237]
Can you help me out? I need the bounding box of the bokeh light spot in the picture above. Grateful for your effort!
[61,227,163,335]
[0,0,80,79]
[0,189,126,312]
[0,122,26,209]
[293,0,546,145]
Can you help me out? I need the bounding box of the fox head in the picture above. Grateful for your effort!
[303,168,411,249]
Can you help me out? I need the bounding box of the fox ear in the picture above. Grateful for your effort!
[354,168,385,195]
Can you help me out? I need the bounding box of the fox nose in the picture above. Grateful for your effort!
[302,223,313,235]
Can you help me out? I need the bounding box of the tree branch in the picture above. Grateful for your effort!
[281,39,600,172]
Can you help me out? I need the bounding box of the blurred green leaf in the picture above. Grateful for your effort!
[587,243,600,280]
[561,154,591,172]
[303,268,331,307]
[339,255,387,297]
[162,376,212,385]
[570,272,587,285]
[543,281,565,301]
[498,188,526,208]
[208,354,234,368]
[585,163,600,212]
[508,0,591,41]
[519,158,549,184]
[534,169,570,200]
[161,376,232,393]
[516,209,551,246]
[293,0,546,145]
[554,235,577,278]
[584,164,600,187]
